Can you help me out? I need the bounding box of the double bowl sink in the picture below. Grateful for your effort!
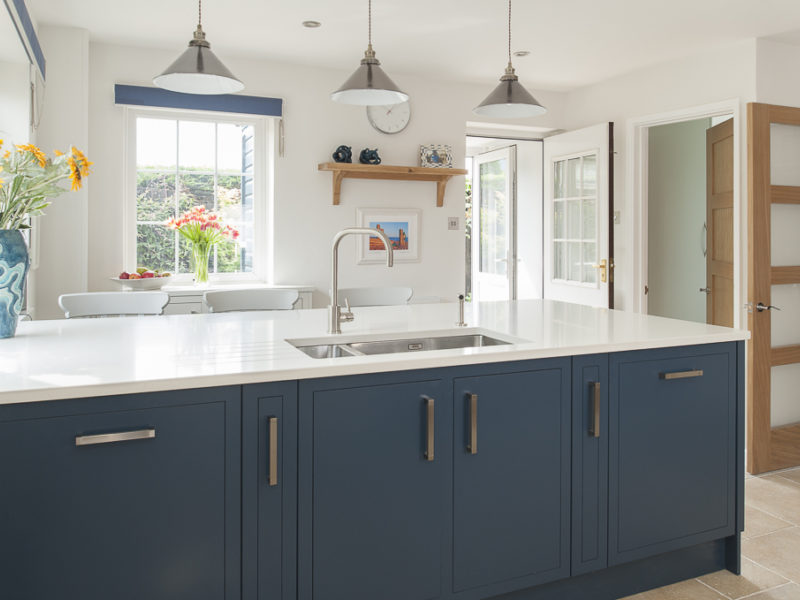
[289,330,518,359]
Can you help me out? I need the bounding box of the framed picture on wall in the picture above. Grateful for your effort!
[356,208,421,264]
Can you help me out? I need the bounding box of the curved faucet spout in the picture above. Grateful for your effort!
[329,227,394,334]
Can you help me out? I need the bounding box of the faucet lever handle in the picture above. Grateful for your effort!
[340,297,354,322]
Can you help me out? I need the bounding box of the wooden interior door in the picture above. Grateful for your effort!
[706,119,735,327]
[747,102,800,474]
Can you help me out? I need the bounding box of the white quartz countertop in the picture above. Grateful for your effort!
[0,300,748,405]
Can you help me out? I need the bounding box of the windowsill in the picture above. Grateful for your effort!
[162,281,316,296]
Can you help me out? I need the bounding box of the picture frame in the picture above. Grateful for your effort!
[419,144,453,168]
[356,208,421,264]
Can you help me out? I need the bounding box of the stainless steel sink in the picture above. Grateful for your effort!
[295,344,362,359]
[291,332,512,359]
[347,334,509,356]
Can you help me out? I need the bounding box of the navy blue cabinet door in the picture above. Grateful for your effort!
[0,387,241,600]
[609,343,736,566]
[298,374,448,600]
[571,354,609,576]
[452,360,571,595]
[242,382,297,600]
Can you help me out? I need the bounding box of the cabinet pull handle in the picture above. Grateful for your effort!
[75,428,155,446]
[268,417,278,487]
[468,393,478,454]
[590,382,601,438]
[660,369,704,380]
[424,396,435,461]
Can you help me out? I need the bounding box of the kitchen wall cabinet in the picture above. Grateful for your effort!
[0,387,241,600]
[608,343,737,566]
[242,382,297,600]
[452,361,570,595]
[298,374,448,600]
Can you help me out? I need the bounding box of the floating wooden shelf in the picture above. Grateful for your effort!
[318,162,468,207]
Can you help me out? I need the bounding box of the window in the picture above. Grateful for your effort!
[552,152,597,285]
[128,109,268,280]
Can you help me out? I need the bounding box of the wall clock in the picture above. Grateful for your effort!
[366,101,411,134]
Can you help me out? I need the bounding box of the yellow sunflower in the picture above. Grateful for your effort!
[70,147,92,177]
[67,156,82,191]
[16,143,47,167]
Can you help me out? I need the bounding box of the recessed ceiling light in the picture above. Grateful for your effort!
[513,50,530,57]
[303,20,322,28]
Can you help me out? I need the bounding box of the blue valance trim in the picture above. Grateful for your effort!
[4,0,46,78]
[114,84,283,117]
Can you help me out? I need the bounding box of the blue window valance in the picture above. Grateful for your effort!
[5,0,46,78]
[114,84,282,117]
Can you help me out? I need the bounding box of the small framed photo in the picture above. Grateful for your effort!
[356,208,421,264]
[420,144,453,168]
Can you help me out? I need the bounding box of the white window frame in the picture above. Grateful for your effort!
[551,149,600,289]
[123,106,273,284]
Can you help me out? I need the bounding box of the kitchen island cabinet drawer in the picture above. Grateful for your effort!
[608,343,737,566]
[0,387,241,600]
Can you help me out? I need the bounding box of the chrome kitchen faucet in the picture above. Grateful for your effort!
[329,228,394,334]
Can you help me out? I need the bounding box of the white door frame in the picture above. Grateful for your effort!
[627,98,743,328]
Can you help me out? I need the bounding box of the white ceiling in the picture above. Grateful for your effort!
[27,0,800,91]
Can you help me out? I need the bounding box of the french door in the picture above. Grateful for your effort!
[471,146,516,302]
[543,123,614,308]
[748,103,800,474]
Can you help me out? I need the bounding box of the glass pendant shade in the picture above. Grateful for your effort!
[154,17,243,95]
[331,51,408,105]
[473,66,546,118]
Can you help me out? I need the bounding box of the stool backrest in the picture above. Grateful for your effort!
[58,292,169,319]
[204,289,299,313]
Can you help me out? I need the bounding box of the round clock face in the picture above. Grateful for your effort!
[366,101,411,134]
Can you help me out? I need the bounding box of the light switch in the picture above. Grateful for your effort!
[448,217,459,230]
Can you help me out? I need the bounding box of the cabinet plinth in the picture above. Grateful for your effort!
[317,162,468,206]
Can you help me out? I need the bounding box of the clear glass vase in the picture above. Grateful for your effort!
[191,242,212,286]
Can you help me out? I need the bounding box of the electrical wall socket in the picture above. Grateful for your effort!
[448,217,459,230]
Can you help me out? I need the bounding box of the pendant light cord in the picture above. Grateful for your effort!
[368,0,372,47]
[198,0,202,26]
[507,0,512,63]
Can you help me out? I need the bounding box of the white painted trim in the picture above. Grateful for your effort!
[626,98,742,328]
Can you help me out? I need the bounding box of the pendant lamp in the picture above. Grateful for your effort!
[154,0,244,95]
[474,0,545,118]
[331,0,408,106]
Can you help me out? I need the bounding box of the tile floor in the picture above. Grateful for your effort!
[622,466,800,600]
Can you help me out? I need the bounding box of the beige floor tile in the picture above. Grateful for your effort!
[698,557,788,599]
[747,583,800,600]
[742,527,800,581]
[745,505,794,539]
[777,469,800,487]
[619,578,727,600]
[746,476,800,525]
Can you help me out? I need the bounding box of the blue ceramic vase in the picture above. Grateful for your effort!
[0,230,30,339]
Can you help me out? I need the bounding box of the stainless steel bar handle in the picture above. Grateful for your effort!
[659,369,704,380]
[75,428,155,446]
[590,382,601,438]
[424,396,435,461]
[468,393,478,454]
[268,417,278,487]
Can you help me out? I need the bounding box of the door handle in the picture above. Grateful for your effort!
[467,393,478,454]
[699,287,711,294]
[756,303,781,312]
[423,396,435,461]
[589,382,601,438]
[75,428,156,446]
[592,259,608,283]
[268,417,278,487]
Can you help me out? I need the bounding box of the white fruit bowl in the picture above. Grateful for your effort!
[110,276,172,291]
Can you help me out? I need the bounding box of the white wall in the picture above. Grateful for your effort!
[32,26,89,319]
[0,61,30,144]
[562,39,757,313]
[80,41,566,310]
[647,119,710,323]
